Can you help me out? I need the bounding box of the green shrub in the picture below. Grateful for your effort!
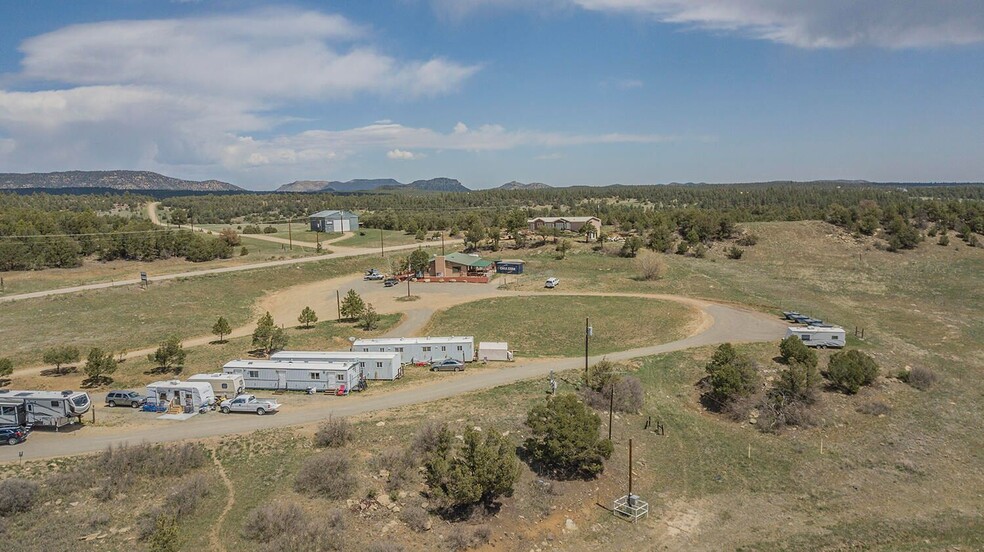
[775,359,821,403]
[313,417,352,448]
[424,425,519,513]
[524,395,613,479]
[827,350,879,394]
[0,478,39,516]
[778,335,817,368]
[295,450,356,500]
[704,343,760,406]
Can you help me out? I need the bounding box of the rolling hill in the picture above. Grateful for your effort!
[276,177,469,193]
[0,170,242,192]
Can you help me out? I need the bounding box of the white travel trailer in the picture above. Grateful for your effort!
[188,373,246,398]
[270,351,403,381]
[785,326,846,348]
[0,389,91,428]
[223,359,361,393]
[146,380,216,411]
[351,336,475,364]
[478,342,513,362]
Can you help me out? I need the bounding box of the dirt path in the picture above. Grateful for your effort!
[209,447,234,552]
[0,283,786,462]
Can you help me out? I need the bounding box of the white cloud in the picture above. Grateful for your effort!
[436,0,984,48]
[387,149,418,160]
[17,9,478,100]
[535,153,565,160]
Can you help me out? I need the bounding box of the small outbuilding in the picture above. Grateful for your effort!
[478,342,513,362]
[785,326,846,348]
[495,260,525,274]
[309,210,359,233]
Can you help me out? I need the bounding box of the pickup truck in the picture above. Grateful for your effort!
[219,395,281,415]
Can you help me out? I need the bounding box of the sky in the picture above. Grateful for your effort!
[0,1,982,190]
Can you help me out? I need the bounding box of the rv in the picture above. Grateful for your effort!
[146,380,216,412]
[351,336,475,364]
[188,373,246,398]
[0,389,91,428]
[270,351,403,380]
[223,359,361,393]
[785,326,846,348]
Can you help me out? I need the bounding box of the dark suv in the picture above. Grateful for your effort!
[106,390,147,408]
[0,426,27,446]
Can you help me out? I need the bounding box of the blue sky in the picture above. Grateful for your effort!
[0,1,981,190]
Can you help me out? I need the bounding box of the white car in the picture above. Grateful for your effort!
[219,395,281,415]
[545,277,560,289]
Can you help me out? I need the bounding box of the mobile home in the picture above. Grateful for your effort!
[785,326,846,348]
[0,389,91,428]
[351,336,475,364]
[477,342,513,362]
[223,359,361,393]
[270,351,403,381]
[146,380,216,411]
[188,373,246,397]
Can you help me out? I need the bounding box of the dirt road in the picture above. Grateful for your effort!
[0,296,785,462]
[146,202,324,249]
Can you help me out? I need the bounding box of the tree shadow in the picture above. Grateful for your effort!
[695,376,725,413]
[209,339,229,345]
[144,365,183,376]
[81,376,113,389]
[432,499,503,523]
[0,378,10,388]
[516,444,601,482]
[40,366,78,377]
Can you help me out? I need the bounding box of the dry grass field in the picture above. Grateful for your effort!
[1,220,982,551]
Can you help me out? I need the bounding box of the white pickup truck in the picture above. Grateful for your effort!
[219,395,281,415]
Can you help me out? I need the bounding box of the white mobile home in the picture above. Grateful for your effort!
[478,342,513,362]
[0,389,91,428]
[785,326,846,348]
[351,336,475,364]
[270,351,403,381]
[223,359,361,393]
[146,381,216,411]
[188,373,245,397]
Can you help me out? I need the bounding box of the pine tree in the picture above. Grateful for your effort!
[0,357,12,379]
[340,290,365,321]
[84,348,118,384]
[211,316,231,343]
[424,425,519,511]
[298,306,318,329]
[147,336,186,371]
[360,303,380,331]
[524,395,613,479]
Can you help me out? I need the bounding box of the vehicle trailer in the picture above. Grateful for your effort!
[0,389,91,429]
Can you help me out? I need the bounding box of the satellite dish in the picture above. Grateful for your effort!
[348,336,356,343]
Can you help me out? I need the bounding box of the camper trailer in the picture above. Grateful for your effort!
[351,336,475,364]
[785,326,846,348]
[270,351,403,380]
[188,373,246,398]
[477,342,513,362]
[223,359,361,393]
[0,389,91,428]
[146,381,216,412]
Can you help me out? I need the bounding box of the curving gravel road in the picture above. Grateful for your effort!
[0,299,785,463]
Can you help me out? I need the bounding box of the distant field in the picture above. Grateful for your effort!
[333,228,430,248]
[423,295,696,358]
[198,222,333,244]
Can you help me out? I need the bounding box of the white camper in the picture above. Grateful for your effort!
[0,389,91,428]
[351,336,475,364]
[188,373,246,398]
[146,380,216,412]
[270,351,403,380]
[785,326,846,348]
[223,359,361,393]
[477,342,513,362]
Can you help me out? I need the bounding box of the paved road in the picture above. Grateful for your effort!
[0,300,786,462]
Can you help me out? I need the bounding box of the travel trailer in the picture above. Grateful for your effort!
[188,373,246,398]
[145,380,216,412]
[785,326,846,348]
[0,389,91,428]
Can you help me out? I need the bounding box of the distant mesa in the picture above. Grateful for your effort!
[275,177,469,193]
[497,181,552,190]
[0,170,242,192]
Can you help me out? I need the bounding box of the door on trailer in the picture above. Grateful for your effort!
[277,371,287,390]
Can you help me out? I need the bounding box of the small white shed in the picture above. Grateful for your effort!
[478,342,513,362]
[146,380,216,410]
[785,326,846,348]
[270,351,403,380]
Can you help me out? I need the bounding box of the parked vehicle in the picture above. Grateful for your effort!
[105,390,147,408]
[1,426,28,445]
[219,395,281,415]
[544,277,560,288]
[383,278,399,287]
[431,358,465,372]
[364,269,385,281]
[0,390,91,428]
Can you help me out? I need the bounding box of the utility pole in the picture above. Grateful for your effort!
[288,216,293,251]
[628,438,634,498]
[584,317,592,376]
[336,290,341,322]
[407,277,411,298]
[441,231,445,255]
[380,229,384,257]
[608,384,615,440]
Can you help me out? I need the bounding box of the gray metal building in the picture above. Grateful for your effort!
[309,210,359,232]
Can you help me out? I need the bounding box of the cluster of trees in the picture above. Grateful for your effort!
[705,338,879,431]
[340,290,380,330]
[0,206,232,270]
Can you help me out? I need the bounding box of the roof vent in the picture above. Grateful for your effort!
[61,390,74,396]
